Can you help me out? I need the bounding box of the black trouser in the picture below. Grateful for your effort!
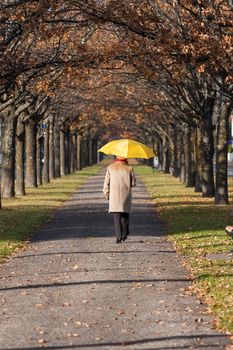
[113,212,129,240]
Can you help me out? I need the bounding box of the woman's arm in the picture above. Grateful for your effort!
[130,168,137,187]
[103,168,110,199]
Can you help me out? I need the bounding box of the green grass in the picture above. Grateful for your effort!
[0,165,100,263]
[135,165,233,333]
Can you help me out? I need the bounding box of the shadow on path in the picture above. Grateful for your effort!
[0,171,231,350]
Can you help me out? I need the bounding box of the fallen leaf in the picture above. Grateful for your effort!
[67,333,79,337]
[117,309,125,315]
[35,304,43,308]
[63,302,71,307]
[83,322,91,328]
[185,307,193,312]
[132,282,142,289]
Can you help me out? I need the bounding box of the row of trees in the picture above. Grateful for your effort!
[1,113,99,198]
[0,0,232,207]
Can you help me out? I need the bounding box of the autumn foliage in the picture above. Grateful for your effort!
[0,0,232,203]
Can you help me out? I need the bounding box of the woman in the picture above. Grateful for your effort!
[103,156,136,243]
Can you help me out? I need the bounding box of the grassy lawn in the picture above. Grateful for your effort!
[0,165,100,263]
[135,165,233,334]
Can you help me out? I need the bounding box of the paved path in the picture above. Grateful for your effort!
[0,172,231,350]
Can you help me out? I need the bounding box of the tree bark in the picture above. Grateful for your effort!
[70,132,74,173]
[0,117,2,207]
[1,109,16,198]
[164,147,170,173]
[73,133,77,171]
[82,139,88,168]
[43,121,50,183]
[76,134,82,170]
[93,138,98,164]
[170,130,179,177]
[60,126,65,176]
[89,139,93,166]
[179,134,186,182]
[49,119,55,180]
[97,139,101,164]
[160,138,165,171]
[36,133,43,186]
[25,119,37,188]
[176,132,181,178]
[184,126,195,187]
[161,136,170,173]
[65,129,70,174]
[54,123,61,177]
[157,139,163,170]
[15,118,25,196]
[200,117,215,197]
[215,99,231,204]
[194,128,202,192]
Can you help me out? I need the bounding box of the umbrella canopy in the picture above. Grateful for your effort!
[98,139,155,159]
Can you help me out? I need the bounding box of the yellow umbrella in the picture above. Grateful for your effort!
[98,139,155,159]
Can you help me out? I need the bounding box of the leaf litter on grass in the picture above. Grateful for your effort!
[135,165,233,333]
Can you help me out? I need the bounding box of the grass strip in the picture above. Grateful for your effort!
[135,165,233,333]
[0,165,100,263]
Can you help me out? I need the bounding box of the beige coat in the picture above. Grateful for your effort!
[103,162,136,213]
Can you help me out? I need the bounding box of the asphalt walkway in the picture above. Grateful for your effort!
[0,171,231,349]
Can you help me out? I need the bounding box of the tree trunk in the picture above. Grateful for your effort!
[161,136,170,173]
[60,126,65,176]
[36,133,43,186]
[15,118,25,196]
[0,117,2,207]
[1,110,16,198]
[89,139,93,166]
[170,130,179,177]
[73,133,77,171]
[93,138,97,164]
[215,99,231,204]
[43,121,50,183]
[70,133,74,173]
[84,139,89,167]
[160,138,165,171]
[49,120,55,180]
[54,123,61,177]
[157,139,162,170]
[25,119,37,188]
[77,134,82,170]
[179,135,186,182]
[97,139,101,163]
[81,139,85,168]
[176,133,181,178]
[184,126,195,187]
[200,117,215,197]
[164,147,170,173]
[65,130,70,174]
[194,128,202,192]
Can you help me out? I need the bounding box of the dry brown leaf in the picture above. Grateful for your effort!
[35,304,43,308]
[63,302,71,307]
